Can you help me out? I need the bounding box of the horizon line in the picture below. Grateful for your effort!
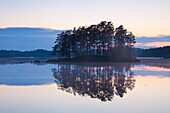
[1,26,170,38]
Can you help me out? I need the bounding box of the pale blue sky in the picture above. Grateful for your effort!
[0,0,170,37]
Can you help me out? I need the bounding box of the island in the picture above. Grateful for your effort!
[52,21,137,62]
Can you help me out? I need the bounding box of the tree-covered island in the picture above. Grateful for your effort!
[52,21,137,62]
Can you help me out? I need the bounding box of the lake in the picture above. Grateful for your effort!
[0,62,170,113]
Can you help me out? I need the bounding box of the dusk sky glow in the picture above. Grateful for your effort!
[0,0,170,37]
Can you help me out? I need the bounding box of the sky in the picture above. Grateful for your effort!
[0,27,170,50]
[0,0,170,37]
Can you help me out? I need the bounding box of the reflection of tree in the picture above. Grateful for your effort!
[52,63,136,102]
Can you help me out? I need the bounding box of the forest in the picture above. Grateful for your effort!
[52,21,136,61]
[1,46,170,58]
[0,49,55,57]
[136,46,170,58]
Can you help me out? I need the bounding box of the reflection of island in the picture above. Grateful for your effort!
[52,63,136,102]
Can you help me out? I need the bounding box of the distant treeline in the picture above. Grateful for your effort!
[0,49,55,57]
[135,46,170,58]
[0,46,170,58]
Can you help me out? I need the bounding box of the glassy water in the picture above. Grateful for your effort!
[0,63,170,113]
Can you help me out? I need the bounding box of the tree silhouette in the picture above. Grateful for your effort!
[53,21,136,61]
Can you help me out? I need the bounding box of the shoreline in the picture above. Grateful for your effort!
[1,57,170,69]
[1,57,170,64]
[0,57,140,64]
[1,58,169,63]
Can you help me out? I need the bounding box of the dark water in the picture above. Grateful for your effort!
[0,63,170,113]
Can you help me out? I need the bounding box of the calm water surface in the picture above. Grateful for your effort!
[0,63,170,113]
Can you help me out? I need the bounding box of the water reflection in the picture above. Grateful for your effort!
[52,63,136,101]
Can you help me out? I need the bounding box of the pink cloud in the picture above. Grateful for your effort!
[131,66,170,71]
[135,42,170,47]
[143,42,170,47]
